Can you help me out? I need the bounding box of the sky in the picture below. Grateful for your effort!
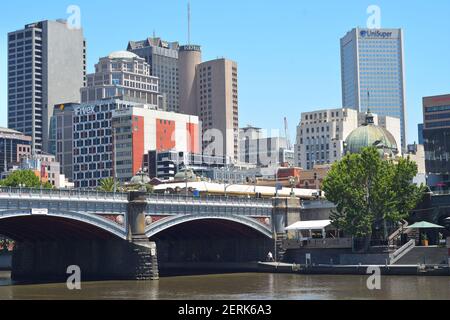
[1,0,450,145]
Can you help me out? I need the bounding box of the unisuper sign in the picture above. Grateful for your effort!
[360,30,393,38]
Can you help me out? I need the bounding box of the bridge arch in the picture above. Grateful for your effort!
[0,209,127,241]
[146,214,273,239]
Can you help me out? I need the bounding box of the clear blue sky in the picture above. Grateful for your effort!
[1,0,450,144]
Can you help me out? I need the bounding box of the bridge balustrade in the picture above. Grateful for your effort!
[0,187,128,201]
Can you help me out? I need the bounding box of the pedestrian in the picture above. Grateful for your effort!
[267,251,274,262]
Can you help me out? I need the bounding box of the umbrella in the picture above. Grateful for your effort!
[406,221,445,229]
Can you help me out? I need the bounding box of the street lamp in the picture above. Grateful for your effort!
[289,176,296,198]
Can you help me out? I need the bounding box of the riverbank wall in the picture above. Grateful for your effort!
[258,262,450,276]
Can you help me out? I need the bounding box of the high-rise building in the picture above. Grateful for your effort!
[112,105,199,182]
[128,37,180,112]
[81,51,161,107]
[422,94,450,187]
[0,127,32,176]
[8,20,86,154]
[294,108,401,170]
[179,45,202,116]
[178,45,239,164]
[196,58,239,164]
[341,28,407,149]
[56,97,200,188]
[50,103,79,180]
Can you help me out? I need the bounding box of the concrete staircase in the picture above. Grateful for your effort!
[391,246,448,265]
[390,239,415,264]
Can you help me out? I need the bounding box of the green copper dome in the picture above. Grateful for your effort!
[344,112,398,156]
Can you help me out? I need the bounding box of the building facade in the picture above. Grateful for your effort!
[422,94,450,187]
[128,37,180,112]
[50,103,78,180]
[81,51,160,107]
[8,20,86,153]
[144,151,226,181]
[0,128,32,176]
[239,126,294,167]
[341,28,407,150]
[196,59,239,164]
[294,108,401,170]
[112,105,199,182]
[179,45,202,117]
[19,153,68,188]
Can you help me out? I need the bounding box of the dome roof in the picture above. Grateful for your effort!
[345,112,398,156]
[108,51,138,60]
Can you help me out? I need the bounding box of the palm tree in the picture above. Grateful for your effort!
[98,178,118,192]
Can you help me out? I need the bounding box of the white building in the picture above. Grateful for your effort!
[239,126,294,167]
[294,108,401,170]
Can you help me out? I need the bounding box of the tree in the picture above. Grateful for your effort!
[98,177,119,192]
[322,147,425,250]
[0,170,53,189]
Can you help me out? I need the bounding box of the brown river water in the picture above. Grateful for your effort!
[0,271,448,300]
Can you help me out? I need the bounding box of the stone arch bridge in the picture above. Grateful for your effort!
[0,188,301,281]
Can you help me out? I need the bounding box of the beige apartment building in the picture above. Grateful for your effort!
[179,45,239,164]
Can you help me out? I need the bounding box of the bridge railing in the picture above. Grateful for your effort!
[147,193,273,207]
[0,187,129,201]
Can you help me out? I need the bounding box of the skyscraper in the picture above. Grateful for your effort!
[196,58,239,164]
[341,28,407,150]
[127,37,180,112]
[8,20,86,154]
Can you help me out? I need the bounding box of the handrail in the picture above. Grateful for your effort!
[390,239,415,264]
[388,219,409,242]
[0,187,128,201]
[0,187,274,207]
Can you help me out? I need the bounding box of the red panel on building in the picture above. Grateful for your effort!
[156,118,176,152]
[186,123,199,154]
[132,116,145,175]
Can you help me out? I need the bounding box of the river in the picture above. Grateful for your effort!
[0,271,449,300]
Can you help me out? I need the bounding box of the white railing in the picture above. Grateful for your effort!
[390,239,415,264]
[0,187,128,201]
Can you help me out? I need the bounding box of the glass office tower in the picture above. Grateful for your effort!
[341,28,407,150]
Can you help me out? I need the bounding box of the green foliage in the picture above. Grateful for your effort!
[0,170,53,189]
[322,147,425,239]
[98,177,119,192]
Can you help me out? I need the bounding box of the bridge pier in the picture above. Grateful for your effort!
[272,197,302,261]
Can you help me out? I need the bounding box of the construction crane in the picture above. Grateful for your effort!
[284,117,292,150]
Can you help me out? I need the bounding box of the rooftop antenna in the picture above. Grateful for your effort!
[187,1,191,45]
[153,30,156,39]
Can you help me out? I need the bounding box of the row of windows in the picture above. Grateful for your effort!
[425,104,450,113]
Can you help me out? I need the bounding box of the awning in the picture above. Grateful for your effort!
[285,220,331,231]
[406,221,445,229]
